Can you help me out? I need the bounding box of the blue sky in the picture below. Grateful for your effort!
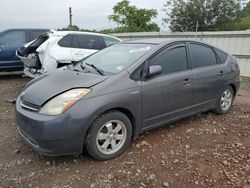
[0,0,167,31]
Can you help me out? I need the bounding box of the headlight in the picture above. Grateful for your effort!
[39,88,91,115]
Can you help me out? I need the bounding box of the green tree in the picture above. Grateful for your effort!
[163,0,244,32]
[58,26,99,33]
[109,0,160,32]
[210,0,242,30]
[234,1,250,30]
[241,0,250,17]
[58,25,80,31]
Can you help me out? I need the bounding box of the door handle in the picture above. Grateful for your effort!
[183,78,191,86]
[219,70,225,76]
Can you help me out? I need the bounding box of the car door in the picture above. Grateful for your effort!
[72,34,102,61]
[56,34,78,63]
[141,43,193,130]
[0,30,27,70]
[188,42,228,110]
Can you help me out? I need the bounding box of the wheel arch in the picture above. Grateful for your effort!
[93,107,137,135]
[229,83,236,97]
[105,107,136,134]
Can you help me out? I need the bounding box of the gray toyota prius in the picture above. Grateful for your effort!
[15,39,241,160]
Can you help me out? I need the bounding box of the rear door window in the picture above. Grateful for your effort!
[77,35,102,50]
[0,31,26,46]
[189,43,217,68]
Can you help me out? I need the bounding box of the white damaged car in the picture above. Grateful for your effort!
[16,30,121,77]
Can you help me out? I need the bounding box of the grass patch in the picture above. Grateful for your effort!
[241,77,250,83]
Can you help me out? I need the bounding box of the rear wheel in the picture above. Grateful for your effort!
[215,86,234,115]
[85,111,132,160]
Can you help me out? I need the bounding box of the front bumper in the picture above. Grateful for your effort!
[15,97,89,156]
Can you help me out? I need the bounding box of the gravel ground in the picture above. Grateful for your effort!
[0,74,249,188]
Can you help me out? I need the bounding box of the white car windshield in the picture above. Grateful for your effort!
[81,43,154,74]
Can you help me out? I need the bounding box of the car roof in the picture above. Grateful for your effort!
[122,38,202,45]
[121,38,229,56]
[50,30,121,40]
[2,28,49,32]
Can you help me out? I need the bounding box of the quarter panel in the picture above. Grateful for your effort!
[192,63,229,106]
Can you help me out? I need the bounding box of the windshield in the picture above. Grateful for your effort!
[81,43,154,74]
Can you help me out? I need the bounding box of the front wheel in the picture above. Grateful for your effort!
[215,86,234,115]
[85,111,132,160]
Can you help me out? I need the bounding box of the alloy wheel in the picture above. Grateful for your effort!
[96,120,127,155]
[220,89,233,111]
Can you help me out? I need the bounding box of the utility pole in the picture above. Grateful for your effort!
[195,20,199,38]
[69,7,73,26]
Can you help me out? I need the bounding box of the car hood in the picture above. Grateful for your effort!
[21,69,108,106]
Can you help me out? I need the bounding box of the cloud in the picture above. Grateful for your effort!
[0,0,165,31]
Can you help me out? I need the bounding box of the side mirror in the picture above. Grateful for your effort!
[147,65,162,78]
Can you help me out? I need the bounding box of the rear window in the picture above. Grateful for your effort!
[58,34,79,48]
[214,48,228,63]
[103,36,120,47]
[78,35,102,50]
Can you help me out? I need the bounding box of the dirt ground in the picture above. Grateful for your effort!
[0,74,249,188]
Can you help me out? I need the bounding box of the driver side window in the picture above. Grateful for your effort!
[150,45,188,75]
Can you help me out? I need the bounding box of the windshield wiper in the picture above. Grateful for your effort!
[86,63,105,76]
[80,62,86,70]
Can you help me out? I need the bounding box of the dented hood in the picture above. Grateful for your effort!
[21,69,108,106]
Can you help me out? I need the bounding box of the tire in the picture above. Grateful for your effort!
[85,111,132,160]
[214,86,234,115]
